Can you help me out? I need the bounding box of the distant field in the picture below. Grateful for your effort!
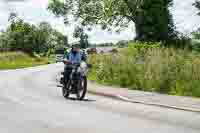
[0,52,49,70]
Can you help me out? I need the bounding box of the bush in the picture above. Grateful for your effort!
[88,42,200,97]
[163,33,192,49]
[191,39,200,52]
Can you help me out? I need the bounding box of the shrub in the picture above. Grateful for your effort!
[88,42,200,97]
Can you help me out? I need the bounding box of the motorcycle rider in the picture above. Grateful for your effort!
[64,43,86,64]
[62,43,87,84]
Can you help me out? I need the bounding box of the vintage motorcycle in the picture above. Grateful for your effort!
[60,61,91,100]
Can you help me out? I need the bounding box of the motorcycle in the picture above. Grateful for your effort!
[60,60,92,100]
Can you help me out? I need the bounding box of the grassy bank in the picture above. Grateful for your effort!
[0,52,49,70]
[88,42,200,97]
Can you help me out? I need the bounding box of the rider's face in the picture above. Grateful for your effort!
[75,47,79,52]
[72,47,79,52]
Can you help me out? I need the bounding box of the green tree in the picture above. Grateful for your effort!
[73,26,89,48]
[194,0,200,15]
[8,12,18,31]
[63,36,69,47]
[48,0,176,42]
[51,30,69,49]
[6,18,33,52]
[191,1,200,51]
[116,40,129,47]
[34,22,53,53]
[0,13,68,55]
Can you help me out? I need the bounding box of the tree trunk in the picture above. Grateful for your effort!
[134,15,146,41]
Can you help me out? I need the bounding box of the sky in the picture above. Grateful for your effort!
[0,0,200,43]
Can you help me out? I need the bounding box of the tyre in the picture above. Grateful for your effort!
[76,76,87,100]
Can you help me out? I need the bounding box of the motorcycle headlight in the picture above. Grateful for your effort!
[80,62,88,74]
[77,67,82,73]
[80,62,87,69]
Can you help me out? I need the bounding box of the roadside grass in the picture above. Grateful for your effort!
[88,42,200,98]
[0,52,49,70]
[47,54,56,64]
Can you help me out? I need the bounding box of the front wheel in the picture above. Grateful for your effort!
[76,76,87,100]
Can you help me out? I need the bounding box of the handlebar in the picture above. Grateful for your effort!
[63,59,92,68]
[63,60,79,65]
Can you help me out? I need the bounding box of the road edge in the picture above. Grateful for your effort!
[88,90,200,113]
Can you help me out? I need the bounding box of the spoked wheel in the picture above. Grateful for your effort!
[76,76,87,100]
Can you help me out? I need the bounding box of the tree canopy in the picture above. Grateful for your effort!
[194,0,200,15]
[0,12,68,55]
[73,26,89,48]
[48,0,177,42]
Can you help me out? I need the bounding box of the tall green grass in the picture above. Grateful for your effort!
[0,52,49,70]
[88,42,200,97]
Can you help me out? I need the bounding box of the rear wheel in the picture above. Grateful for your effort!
[76,76,87,100]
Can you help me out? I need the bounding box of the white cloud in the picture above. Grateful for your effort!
[172,0,200,33]
[86,24,135,44]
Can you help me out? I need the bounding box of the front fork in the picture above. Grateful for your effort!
[61,67,82,93]
[71,70,82,92]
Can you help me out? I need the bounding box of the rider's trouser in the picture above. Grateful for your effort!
[64,65,73,83]
[64,65,81,81]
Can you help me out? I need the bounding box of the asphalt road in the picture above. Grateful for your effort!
[0,63,200,133]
